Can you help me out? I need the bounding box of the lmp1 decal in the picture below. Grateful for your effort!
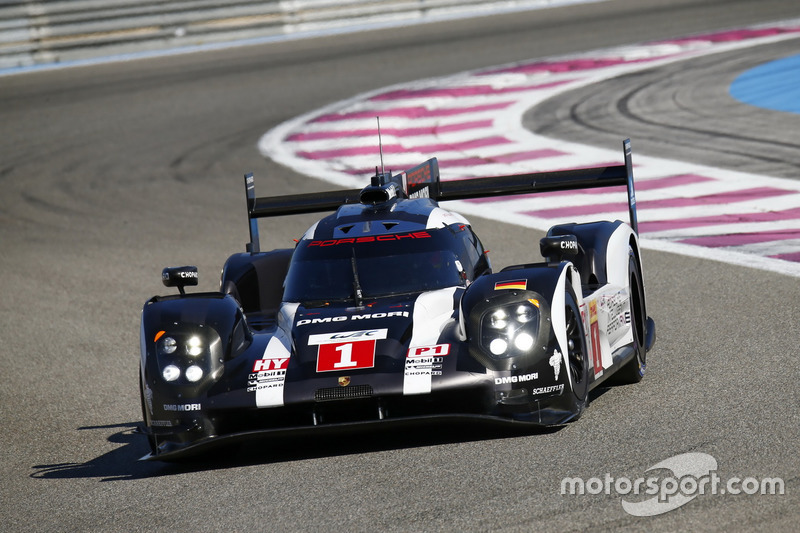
[495,279,527,291]
[407,344,450,358]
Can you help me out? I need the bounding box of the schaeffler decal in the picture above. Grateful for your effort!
[309,328,387,372]
[531,384,565,396]
[494,279,527,291]
[549,350,562,381]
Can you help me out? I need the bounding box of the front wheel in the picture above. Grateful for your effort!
[565,282,590,412]
[139,367,158,456]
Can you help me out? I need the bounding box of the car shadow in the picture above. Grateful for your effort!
[30,419,562,481]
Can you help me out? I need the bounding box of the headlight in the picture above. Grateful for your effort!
[487,309,508,329]
[185,365,204,382]
[153,329,215,385]
[514,332,534,351]
[480,300,541,359]
[162,364,181,382]
[489,338,508,356]
[515,303,537,323]
[186,336,203,356]
[160,336,177,354]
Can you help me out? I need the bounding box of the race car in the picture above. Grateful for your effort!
[139,139,655,460]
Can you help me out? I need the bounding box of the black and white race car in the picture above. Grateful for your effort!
[139,140,655,460]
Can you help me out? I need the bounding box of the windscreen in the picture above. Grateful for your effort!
[283,228,465,303]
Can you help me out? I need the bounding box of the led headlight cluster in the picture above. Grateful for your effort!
[480,299,541,358]
[156,332,207,383]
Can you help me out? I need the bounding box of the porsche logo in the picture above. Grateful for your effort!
[338,376,351,387]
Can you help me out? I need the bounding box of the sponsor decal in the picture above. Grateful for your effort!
[297,311,409,326]
[549,350,562,381]
[599,292,632,337]
[308,328,388,345]
[407,344,450,358]
[589,300,603,378]
[247,382,284,393]
[149,420,174,427]
[163,403,201,412]
[307,231,431,247]
[253,335,291,407]
[494,279,527,291]
[494,372,538,385]
[403,354,445,393]
[560,239,578,252]
[408,185,429,199]
[252,357,290,373]
[530,384,565,396]
[309,329,387,373]
[248,370,287,385]
[405,356,444,372]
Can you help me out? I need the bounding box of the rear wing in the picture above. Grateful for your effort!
[244,139,637,253]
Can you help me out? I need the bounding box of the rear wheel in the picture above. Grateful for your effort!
[612,249,647,384]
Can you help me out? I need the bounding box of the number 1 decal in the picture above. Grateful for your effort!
[333,343,357,369]
[309,328,387,373]
[316,340,377,372]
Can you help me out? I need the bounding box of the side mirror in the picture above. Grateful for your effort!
[162,266,198,295]
[540,235,579,264]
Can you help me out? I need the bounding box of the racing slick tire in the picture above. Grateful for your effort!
[610,249,647,385]
[565,282,590,413]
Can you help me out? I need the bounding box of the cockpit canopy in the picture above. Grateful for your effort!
[283,224,490,304]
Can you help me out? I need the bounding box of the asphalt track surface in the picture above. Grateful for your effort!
[1,0,799,531]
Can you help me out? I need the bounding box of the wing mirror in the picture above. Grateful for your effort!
[162,266,198,295]
[539,235,579,264]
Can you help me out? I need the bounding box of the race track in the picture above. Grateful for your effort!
[1,0,799,531]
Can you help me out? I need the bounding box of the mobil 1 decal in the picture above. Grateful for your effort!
[308,329,388,372]
[403,344,449,395]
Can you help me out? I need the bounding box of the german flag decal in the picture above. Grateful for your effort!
[494,279,527,291]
